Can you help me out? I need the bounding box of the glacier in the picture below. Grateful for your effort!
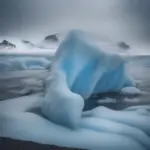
[0,30,150,150]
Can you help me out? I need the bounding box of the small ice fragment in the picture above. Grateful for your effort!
[121,87,141,95]
[10,88,32,95]
[97,97,116,104]
[124,98,140,103]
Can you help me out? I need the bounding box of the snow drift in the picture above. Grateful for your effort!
[0,95,150,150]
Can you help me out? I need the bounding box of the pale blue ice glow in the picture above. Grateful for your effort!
[42,30,134,128]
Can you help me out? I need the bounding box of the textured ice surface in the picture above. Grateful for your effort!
[42,30,134,128]
[125,105,150,111]
[1,95,150,150]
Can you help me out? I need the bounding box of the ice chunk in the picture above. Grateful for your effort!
[42,71,84,128]
[136,109,150,116]
[121,87,141,95]
[47,30,134,99]
[124,98,140,103]
[42,30,134,128]
[97,97,116,104]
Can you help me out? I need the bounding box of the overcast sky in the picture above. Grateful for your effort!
[0,0,150,46]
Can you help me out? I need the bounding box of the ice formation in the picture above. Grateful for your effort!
[1,30,149,150]
[0,57,50,71]
[42,30,134,128]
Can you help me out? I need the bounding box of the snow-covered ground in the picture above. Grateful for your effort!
[0,95,150,150]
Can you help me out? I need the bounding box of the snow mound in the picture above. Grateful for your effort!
[0,96,150,150]
[0,40,16,49]
[87,106,150,135]
[42,71,84,128]
[51,30,134,99]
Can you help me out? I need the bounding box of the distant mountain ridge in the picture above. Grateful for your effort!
[0,40,16,49]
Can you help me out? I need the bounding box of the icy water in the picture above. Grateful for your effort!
[0,55,150,111]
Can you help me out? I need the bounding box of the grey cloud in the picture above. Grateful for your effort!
[123,0,150,44]
[0,0,149,46]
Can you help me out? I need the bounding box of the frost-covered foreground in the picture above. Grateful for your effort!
[0,30,150,150]
[0,95,150,150]
[42,30,134,128]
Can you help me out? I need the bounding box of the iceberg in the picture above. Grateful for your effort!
[49,30,134,98]
[42,30,134,128]
[83,106,150,136]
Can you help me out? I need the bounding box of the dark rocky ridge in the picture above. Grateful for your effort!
[0,40,16,49]
[117,41,130,50]
[22,40,36,48]
[44,34,59,42]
